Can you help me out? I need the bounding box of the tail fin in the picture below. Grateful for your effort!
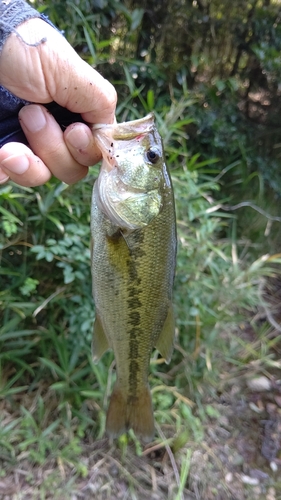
[106,383,154,442]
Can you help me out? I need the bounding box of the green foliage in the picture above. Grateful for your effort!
[1,1,281,496]
[31,0,281,202]
[1,97,278,428]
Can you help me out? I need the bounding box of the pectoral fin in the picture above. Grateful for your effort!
[92,313,110,363]
[155,304,175,364]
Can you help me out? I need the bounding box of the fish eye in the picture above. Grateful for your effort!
[146,148,160,164]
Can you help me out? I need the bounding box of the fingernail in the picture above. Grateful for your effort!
[0,169,9,183]
[66,127,91,150]
[1,155,29,174]
[19,105,47,133]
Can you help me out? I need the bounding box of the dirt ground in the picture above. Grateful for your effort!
[1,353,281,500]
[1,282,281,499]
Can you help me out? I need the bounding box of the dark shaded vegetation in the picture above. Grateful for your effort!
[42,0,281,247]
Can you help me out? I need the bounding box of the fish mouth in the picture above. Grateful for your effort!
[92,113,158,174]
[92,112,155,140]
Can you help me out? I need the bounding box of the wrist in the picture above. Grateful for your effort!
[0,0,41,52]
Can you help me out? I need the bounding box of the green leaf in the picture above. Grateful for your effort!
[146,89,155,111]
[0,206,23,225]
[130,8,144,31]
[19,278,39,297]
[47,215,65,233]
[39,358,67,379]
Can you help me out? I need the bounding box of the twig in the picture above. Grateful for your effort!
[222,201,281,222]
[149,465,158,492]
[155,423,183,500]
[263,305,281,333]
[142,439,172,457]
[151,385,194,407]
[32,287,66,317]
[258,281,281,333]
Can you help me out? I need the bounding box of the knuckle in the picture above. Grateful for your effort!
[103,80,117,108]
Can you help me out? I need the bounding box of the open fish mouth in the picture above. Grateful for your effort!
[92,112,155,139]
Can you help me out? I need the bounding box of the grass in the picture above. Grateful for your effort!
[1,94,281,499]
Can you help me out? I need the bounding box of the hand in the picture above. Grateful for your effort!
[0,18,117,187]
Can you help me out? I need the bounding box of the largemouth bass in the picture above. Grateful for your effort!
[91,113,176,441]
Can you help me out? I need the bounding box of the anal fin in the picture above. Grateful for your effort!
[92,313,110,363]
[155,303,175,363]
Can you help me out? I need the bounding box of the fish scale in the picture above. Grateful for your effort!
[91,113,176,441]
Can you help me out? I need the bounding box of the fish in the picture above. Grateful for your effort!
[90,112,177,441]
